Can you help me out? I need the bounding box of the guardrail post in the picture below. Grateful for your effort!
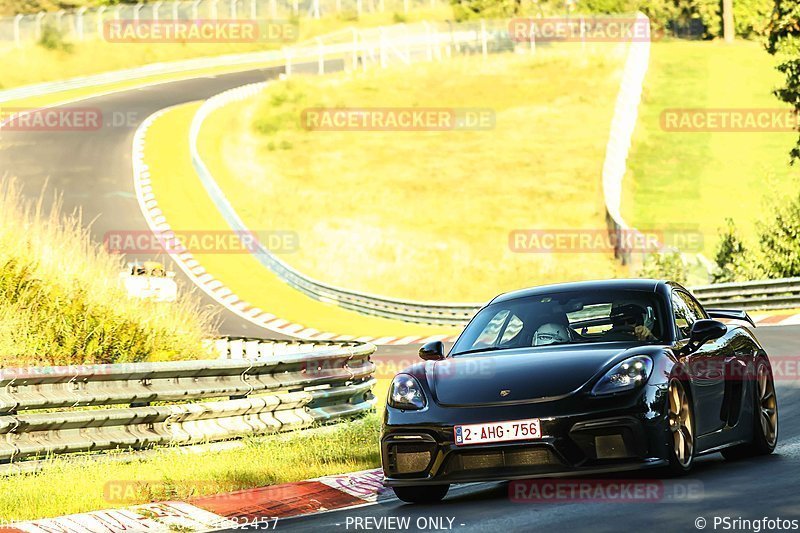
[350,27,359,71]
[172,2,179,20]
[211,0,219,20]
[76,7,86,40]
[446,19,454,58]
[34,12,45,40]
[114,5,122,20]
[335,0,341,13]
[356,0,361,17]
[153,1,163,21]
[96,6,107,37]
[192,0,201,19]
[316,37,325,74]
[134,3,143,22]
[269,0,277,18]
[55,9,65,31]
[13,14,22,47]
[433,22,441,60]
[250,0,257,19]
[231,0,238,19]
[379,25,386,68]
[480,18,488,58]
[580,15,586,50]
[285,49,293,76]
[313,0,320,18]
[292,0,299,16]
[403,0,408,13]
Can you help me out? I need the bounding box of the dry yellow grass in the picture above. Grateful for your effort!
[0,178,216,365]
[147,102,459,337]
[200,47,629,303]
[0,8,452,90]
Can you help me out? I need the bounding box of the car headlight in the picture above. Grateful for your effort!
[591,356,653,396]
[388,373,426,410]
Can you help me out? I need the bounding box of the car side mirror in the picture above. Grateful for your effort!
[419,341,445,361]
[684,319,727,353]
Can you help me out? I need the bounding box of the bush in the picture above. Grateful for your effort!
[452,0,771,39]
[734,0,774,38]
[712,218,747,282]
[452,0,525,21]
[755,192,800,278]
[638,251,688,284]
[37,24,73,53]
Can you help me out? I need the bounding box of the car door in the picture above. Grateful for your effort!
[671,290,729,436]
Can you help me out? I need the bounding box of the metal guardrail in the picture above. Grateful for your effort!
[601,12,650,268]
[0,339,376,466]
[690,277,800,311]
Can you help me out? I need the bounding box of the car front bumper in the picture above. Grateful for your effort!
[381,386,670,486]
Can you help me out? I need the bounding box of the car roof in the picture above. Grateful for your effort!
[489,279,667,305]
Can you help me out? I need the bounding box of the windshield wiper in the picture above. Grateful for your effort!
[450,346,508,357]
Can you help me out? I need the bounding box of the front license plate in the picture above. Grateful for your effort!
[454,418,542,446]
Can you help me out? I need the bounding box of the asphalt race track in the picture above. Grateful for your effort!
[272,324,800,533]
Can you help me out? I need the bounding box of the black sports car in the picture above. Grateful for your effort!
[381,279,778,503]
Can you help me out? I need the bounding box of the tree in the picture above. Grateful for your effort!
[712,218,747,282]
[767,0,800,163]
[756,193,800,277]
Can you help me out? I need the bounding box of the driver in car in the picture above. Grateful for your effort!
[532,322,572,346]
[607,303,657,341]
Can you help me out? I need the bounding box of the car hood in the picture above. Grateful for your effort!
[428,343,645,407]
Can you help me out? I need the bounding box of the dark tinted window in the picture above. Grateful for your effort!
[451,289,666,356]
[671,290,705,339]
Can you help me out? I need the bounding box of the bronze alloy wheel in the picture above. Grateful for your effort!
[668,379,694,469]
[757,364,778,447]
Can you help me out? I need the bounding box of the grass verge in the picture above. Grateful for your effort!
[144,102,458,338]
[0,8,452,92]
[0,179,216,366]
[0,409,383,522]
[624,40,800,259]
[200,47,629,303]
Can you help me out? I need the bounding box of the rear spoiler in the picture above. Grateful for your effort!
[706,308,756,327]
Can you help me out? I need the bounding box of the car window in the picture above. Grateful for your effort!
[451,289,667,356]
[681,291,707,320]
[500,315,524,344]
[472,309,510,348]
[672,290,702,339]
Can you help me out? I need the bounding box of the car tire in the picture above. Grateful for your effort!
[722,359,778,460]
[392,484,450,504]
[667,378,695,475]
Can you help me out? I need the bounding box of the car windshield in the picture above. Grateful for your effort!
[451,289,667,356]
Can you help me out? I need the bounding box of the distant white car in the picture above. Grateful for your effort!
[120,261,178,302]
